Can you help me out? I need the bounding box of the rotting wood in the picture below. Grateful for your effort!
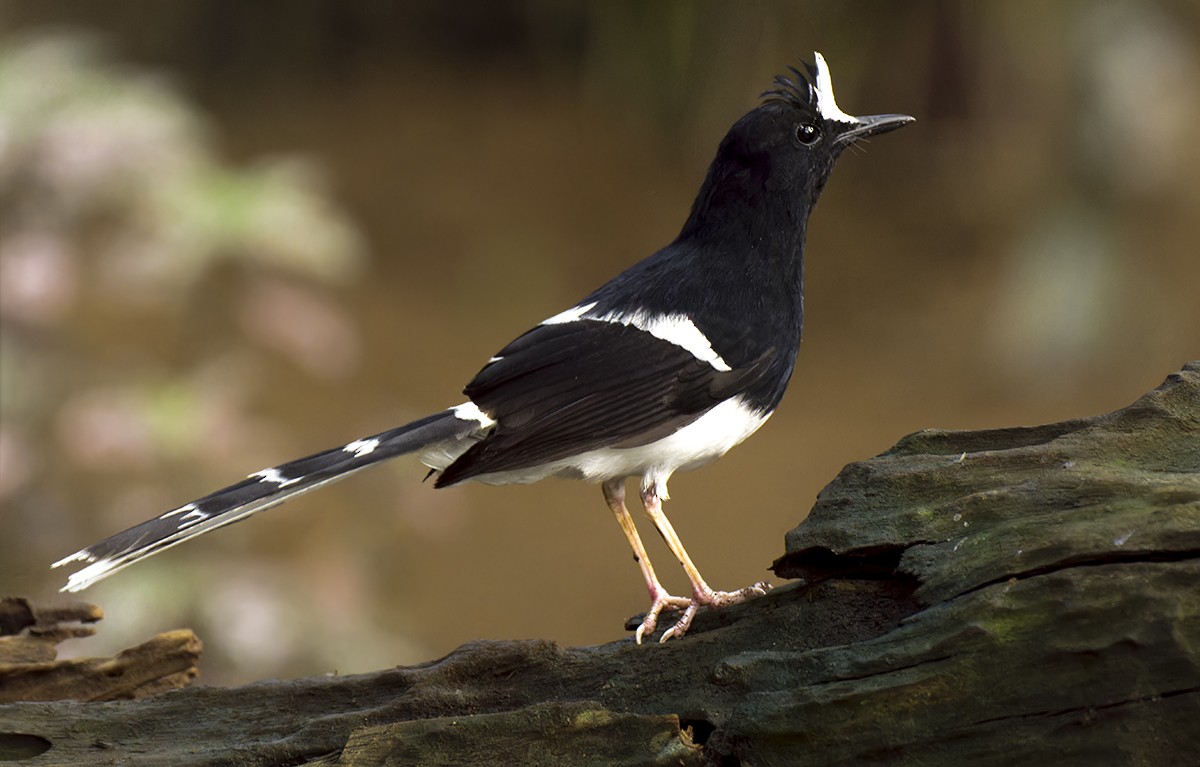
[1,363,1197,766]
[0,597,201,705]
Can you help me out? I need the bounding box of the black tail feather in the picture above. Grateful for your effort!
[53,409,476,592]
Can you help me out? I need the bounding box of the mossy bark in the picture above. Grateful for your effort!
[2,363,1197,766]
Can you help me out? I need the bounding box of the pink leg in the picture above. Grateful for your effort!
[639,483,771,643]
[602,479,691,644]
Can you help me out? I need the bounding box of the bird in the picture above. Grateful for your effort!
[52,52,913,643]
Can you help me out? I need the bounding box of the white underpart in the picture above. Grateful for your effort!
[343,438,380,457]
[594,309,731,372]
[813,51,859,124]
[466,396,770,490]
[250,467,300,487]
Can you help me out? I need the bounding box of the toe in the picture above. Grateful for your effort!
[660,604,698,643]
[633,593,691,644]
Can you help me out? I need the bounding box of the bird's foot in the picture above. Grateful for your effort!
[630,581,773,644]
[662,581,774,641]
[634,591,693,645]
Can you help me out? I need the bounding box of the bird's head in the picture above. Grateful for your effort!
[680,52,913,241]
[760,52,913,173]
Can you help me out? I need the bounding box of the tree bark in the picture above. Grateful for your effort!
[0,598,201,705]
[2,363,1197,766]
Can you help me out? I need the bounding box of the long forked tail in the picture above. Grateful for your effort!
[52,409,482,592]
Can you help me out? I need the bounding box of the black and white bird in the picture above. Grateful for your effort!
[53,52,912,643]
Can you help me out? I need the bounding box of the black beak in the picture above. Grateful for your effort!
[836,113,915,145]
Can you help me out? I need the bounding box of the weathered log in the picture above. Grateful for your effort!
[1,362,1197,766]
[0,599,103,665]
[0,598,201,705]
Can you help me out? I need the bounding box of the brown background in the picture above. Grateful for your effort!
[2,1,1198,684]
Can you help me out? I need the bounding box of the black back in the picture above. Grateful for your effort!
[437,58,885,486]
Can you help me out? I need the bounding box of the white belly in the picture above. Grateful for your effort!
[423,396,770,487]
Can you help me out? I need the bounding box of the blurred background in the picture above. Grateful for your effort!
[1,1,1197,685]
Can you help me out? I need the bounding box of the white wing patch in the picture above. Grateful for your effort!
[537,300,732,371]
[541,302,598,326]
[813,51,859,124]
[594,309,732,372]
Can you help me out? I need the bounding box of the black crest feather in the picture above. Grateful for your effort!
[760,61,818,112]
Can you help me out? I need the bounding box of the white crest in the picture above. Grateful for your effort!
[813,52,860,125]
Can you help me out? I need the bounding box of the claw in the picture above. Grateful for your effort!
[635,592,692,644]
[728,581,772,602]
[659,603,698,643]
[651,581,773,643]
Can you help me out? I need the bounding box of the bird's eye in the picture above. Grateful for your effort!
[795,122,821,145]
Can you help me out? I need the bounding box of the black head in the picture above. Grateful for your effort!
[760,52,914,152]
[679,52,913,242]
